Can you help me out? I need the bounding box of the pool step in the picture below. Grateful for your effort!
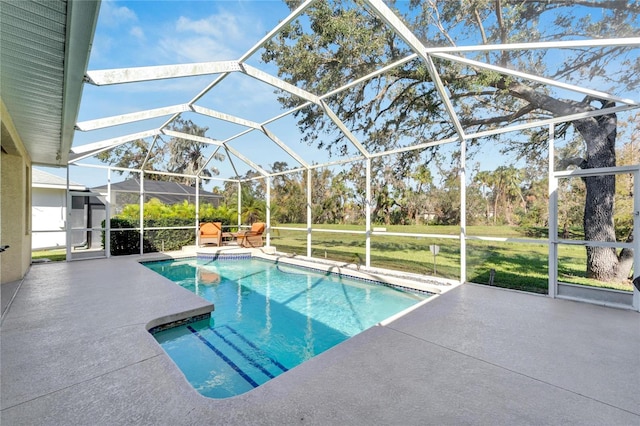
[187,325,288,389]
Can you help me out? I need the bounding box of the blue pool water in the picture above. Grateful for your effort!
[146,257,428,398]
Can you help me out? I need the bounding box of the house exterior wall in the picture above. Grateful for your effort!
[32,187,67,249]
[1,104,32,284]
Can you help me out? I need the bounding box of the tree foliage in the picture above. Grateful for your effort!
[96,117,224,187]
[116,198,235,223]
[263,0,639,281]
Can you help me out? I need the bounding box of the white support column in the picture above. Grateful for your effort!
[633,169,640,311]
[307,170,312,258]
[548,124,559,298]
[266,177,271,247]
[106,168,111,258]
[459,139,467,283]
[365,158,372,268]
[139,171,144,256]
[195,177,200,247]
[65,167,71,262]
[237,181,242,229]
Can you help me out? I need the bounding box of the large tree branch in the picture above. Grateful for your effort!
[461,104,537,127]
[450,90,498,99]
[503,0,639,12]
[550,47,623,82]
[372,80,425,123]
[503,83,619,157]
[472,5,491,63]
[495,0,508,66]
[557,157,587,170]
[499,81,591,116]
[427,0,457,46]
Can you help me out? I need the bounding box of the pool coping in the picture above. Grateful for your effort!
[252,252,458,295]
[140,246,460,295]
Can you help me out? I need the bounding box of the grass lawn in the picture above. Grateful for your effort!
[31,249,66,262]
[31,225,632,295]
[270,224,633,294]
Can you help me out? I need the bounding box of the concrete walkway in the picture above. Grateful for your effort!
[2,256,638,425]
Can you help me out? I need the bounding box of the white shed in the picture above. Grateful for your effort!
[31,169,85,250]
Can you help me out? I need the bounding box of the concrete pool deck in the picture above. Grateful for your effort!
[1,255,639,425]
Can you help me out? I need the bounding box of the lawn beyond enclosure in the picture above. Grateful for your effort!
[270,224,633,294]
[31,225,632,294]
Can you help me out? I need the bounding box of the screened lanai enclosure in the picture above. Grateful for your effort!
[50,0,638,310]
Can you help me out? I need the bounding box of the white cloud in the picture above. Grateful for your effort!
[158,36,237,63]
[130,26,144,40]
[99,1,137,27]
[155,10,259,62]
[88,1,139,66]
[109,75,215,95]
[175,12,243,40]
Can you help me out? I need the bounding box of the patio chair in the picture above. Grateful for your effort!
[235,222,265,248]
[199,222,222,246]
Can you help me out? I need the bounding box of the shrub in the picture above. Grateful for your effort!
[105,216,232,256]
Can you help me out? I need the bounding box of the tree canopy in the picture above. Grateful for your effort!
[97,117,224,186]
[262,0,639,281]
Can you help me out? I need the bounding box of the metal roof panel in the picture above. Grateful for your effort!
[1,0,100,166]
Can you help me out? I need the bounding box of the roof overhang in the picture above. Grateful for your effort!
[33,183,86,191]
[0,0,101,166]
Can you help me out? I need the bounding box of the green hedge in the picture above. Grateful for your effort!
[105,217,230,256]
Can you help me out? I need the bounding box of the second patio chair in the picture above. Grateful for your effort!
[235,222,265,248]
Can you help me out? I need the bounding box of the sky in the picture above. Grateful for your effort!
[38,0,640,190]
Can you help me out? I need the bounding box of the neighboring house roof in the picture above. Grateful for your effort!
[32,168,85,191]
[92,178,223,205]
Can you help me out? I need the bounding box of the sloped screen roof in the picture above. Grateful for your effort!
[69,0,639,182]
[92,178,222,206]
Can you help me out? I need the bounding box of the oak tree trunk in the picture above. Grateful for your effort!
[574,107,629,281]
[616,234,634,282]
[583,174,618,280]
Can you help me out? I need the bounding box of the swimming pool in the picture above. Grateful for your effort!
[146,257,429,398]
